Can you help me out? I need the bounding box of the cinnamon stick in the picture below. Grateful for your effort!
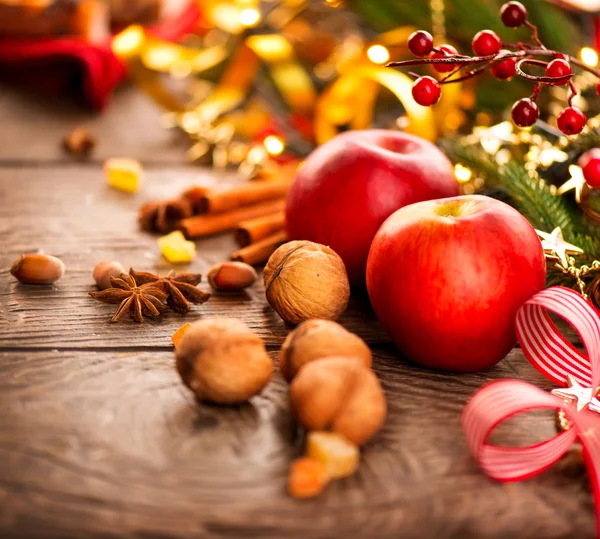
[234,212,286,247]
[182,186,211,214]
[230,231,288,266]
[180,199,285,239]
[197,178,294,214]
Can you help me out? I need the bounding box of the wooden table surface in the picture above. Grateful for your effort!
[0,84,595,539]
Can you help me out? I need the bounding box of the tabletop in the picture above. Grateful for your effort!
[0,83,595,539]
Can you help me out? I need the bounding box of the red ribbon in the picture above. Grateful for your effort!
[462,286,600,536]
[0,3,201,109]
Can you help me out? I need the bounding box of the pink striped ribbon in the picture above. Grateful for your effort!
[462,286,600,536]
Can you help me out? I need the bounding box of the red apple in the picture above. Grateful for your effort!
[285,130,459,284]
[366,195,546,372]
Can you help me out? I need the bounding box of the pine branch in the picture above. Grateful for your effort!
[560,125,600,157]
[445,143,574,234]
[444,142,600,283]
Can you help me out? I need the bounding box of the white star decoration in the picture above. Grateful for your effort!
[536,227,583,269]
[552,375,600,412]
[557,164,587,203]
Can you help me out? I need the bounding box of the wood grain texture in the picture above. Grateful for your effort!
[0,83,595,538]
[0,85,188,164]
[0,349,594,539]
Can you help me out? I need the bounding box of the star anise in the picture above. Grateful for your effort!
[89,273,167,323]
[130,269,211,313]
[138,198,192,233]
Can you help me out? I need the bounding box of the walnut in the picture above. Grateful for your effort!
[175,318,273,404]
[279,319,372,382]
[290,356,387,446]
[264,240,350,325]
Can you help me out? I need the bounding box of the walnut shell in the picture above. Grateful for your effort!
[176,318,273,404]
[290,356,387,446]
[280,319,372,382]
[264,241,350,325]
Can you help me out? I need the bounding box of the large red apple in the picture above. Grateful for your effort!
[366,195,546,372]
[285,130,459,284]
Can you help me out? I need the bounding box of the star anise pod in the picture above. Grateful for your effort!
[89,273,167,323]
[138,198,192,233]
[130,269,211,313]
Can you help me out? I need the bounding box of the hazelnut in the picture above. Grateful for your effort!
[264,240,350,325]
[63,127,95,156]
[10,254,65,285]
[280,319,371,382]
[176,318,273,404]
[290,356,386,446]
[207,261,258,291]
[93,260,126,290]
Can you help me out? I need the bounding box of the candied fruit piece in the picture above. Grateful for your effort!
[158,231,196,264]
[306,431,359,479]
[105,158,143,193]
[288,457,330,499]
[172,323,191,347]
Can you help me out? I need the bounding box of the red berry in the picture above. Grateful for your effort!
[596,81,600,96]
[411,76,441,106]
[490,52,517,80]
[544,59,572,85]
[500,2,527,28]
[472,30,502,56]
[408,30,434,57]
[580,149,600,188]
[431,45,458,73]
[511,98,539,127]
[557,106,586,135]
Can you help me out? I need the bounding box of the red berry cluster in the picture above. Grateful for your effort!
[396,1,598,136]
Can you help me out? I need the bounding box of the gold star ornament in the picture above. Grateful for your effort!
[536,227,583,269]
[551,375,600,412]
[557,164,587,203]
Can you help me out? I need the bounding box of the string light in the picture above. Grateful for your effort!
[263,135,285,156]
[454,164,472,183]
[580,47,599,68]
[239,8,261,27]
[367,45,390,64]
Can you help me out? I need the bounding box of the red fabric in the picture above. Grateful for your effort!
[0,2,201,110]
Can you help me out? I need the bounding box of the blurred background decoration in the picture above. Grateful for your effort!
[3,0,600,291]
[2,0,600,180]
[103,0,600,176]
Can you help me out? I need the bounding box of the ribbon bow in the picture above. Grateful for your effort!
[462,286,600,536]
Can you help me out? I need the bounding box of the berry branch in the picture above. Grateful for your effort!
[388,1,600,136]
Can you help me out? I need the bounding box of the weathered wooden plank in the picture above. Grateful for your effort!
[0,84,187,164]
[0,165,388,347]
[0,348,593,539]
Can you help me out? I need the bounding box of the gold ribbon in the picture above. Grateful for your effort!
[112,21,458,146]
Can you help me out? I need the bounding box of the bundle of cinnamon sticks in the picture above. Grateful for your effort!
[139,162,298,265]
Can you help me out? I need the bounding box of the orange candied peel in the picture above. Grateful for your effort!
[172,323,191,347]
[306,431,360,479]
[288,457,330,499]
[158,231,196,263]
[104,158,143,193]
